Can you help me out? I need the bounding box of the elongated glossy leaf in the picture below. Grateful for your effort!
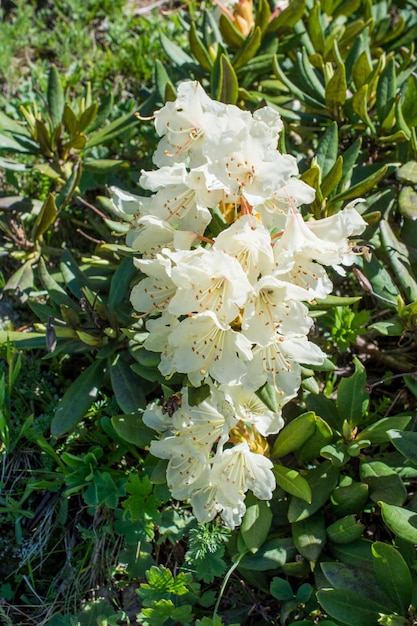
[336,358,369,427]
[380,218,417,302]
[267,0,305,34]
[111,414,154,448]
[320,562,394,608]
[372,542,412,613]
[84,112,138,149]
[316,122,338,178]
[379,502,417,543]
[292,513,326,564]
[51,359,106,436]
[238,537,296,570]
[39,257,77,309]
[326,515,363,544]
[287,461,339,523]
[356,414,412,444]
[333,165,387,202]
[325,64,346,113]
[388,429,417,466]
[376,58,396,125]
[273,466,312,503]
[0,330,47,349]
[271,411,316,458]
[212,53,239,105]
[32,193,57,241]
[189,22,213,72]
[109,355,146,414]
[240,501,272,552]
[160,32,194,66]
[360,461,407,506]
[317,589,391,626]
[331,481,369,516]
[47,65,65,128]
[233,26,262,71]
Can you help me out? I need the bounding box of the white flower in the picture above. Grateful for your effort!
[126,215,198,257]
[242,332,325,394]
[213,215,275,283]
[220,385,285,436]
[273,203,367,272]
[191,442,276,527]
[168,247,254,324]
[109,186,143,221]
[152,81,226,168]
[130,254,175,313]
[242,275,312,346]
[254,178,316,229]
[159,310,253,387]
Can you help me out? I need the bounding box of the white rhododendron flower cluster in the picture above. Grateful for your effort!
[111,81,366,528]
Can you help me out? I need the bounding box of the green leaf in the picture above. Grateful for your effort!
[317,589,392,626]
[255,381,280,412]
[0,330,48,350]
[380,218,417,301]
[63,103,78,136]
[336,358,369,427]
[388,429,417,466]
[296,416,333,464]
[356,414,412,444]
[329,539,374,570]
[55,160,82,210]
[109,355,146,414]
[219,13,245,48]
[84,112,138,149]
[325,63,347,113]
[108,257,136,310]
[287,461,339,523]
[38,257,77,309]
[360,461,407,506]
[78,103,98,133]
[372,542,413,613]
[240,501,272,552]
[296,48,325,101]
[212,53,239,104]
[189,22,213,72]
[238,536,297,571]
[270,577,293,601]
[232,26,262,71]
[331,481,369,516]
[315,122,338,178]
[401,75,417,127]
[326,515,364,544]
[379,502,417,543]
[32,193,58,241]
[51,359,105,436]
[398,186,417,220]
[47,65,65,128]
[320,561,394,608]
[292,513,326,564]
[376,58,396,126]
[273,466,312,503]
[267,0,305,34]
[111,414,154,449]
[160,32,194,66]
[271,411,316,458]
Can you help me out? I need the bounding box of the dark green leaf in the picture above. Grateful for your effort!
[189,22,213,72]
[212,53,239,105]
[315,122,338,178]
[317,588,391,626]
[47,65,65,128]
[379,502,417,543]
[388,429,417,466]
[320,561,394,608]
[376,58,396,125]
[336,358,369,427]
[273,466,312,503]
[240,501,272,552]
[326,515,364,544]
[292,513,326,564]
[372,541,413,613]
[287,461,339,522]
[330,481,369,516]
[356,415,412,444]
[360,461,407,506]
[232,26,262,71]
[270,577,293,601]
[238,537,297,570]
[51,359,105,436]
[109,355,146,414]
[271,411,316,458]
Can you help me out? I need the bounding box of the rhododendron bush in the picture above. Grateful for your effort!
[111,81,366,528]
